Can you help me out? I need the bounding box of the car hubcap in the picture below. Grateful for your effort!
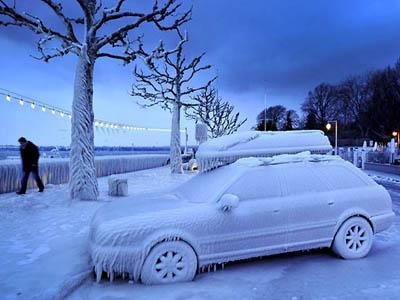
[345,225,368,252]
[154,251,185,280]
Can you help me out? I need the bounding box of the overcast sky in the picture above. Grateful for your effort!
[0,0,399,146]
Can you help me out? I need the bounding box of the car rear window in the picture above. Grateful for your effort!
[314,164,370,190]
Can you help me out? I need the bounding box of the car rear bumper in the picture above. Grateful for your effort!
[371,212,396,233]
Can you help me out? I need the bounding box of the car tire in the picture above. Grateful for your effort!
[332,216,373,259]
[141,241,197,285]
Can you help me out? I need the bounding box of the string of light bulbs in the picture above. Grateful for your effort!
[0,88,184,133]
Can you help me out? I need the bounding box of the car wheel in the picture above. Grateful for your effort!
[141,241,197,285]
[332,216,373,259]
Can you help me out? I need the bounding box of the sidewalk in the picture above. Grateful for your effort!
[0,167,193,300]
[364,169,400,184]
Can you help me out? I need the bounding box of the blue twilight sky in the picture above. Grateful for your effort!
[0,0,400,146]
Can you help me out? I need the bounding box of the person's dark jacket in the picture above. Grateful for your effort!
[20,141,40,172]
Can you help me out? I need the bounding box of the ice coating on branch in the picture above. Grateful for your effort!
[196,130,332,171]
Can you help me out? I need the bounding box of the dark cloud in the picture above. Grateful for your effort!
[187,0,400,99]
[1,0,399,108]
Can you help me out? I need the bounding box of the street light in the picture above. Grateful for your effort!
[326,121,338,155]
[393,131,399,149]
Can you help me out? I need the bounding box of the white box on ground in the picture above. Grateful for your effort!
[108,176,128,196]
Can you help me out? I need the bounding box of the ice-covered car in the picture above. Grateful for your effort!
[89,152,395,285]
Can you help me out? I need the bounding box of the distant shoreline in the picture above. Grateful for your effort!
[0,145,197,160]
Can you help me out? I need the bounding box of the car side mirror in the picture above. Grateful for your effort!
[218,194,239,212]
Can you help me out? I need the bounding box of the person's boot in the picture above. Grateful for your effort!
[16,191,25,195]
[39,188,44,193]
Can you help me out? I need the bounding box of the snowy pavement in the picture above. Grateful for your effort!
[1,167,400,300]
[0,167,193,300]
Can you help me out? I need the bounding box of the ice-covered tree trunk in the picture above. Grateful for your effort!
[69,46,99,200]
[170,102,183,173]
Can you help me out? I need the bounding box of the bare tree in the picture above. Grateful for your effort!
[186,87,246,138]
[132,29,215,173]
[256,105,287,130]
[338,75,371,137]
[0,0,190,200]
[301,83,338,129]
[283,109,299,130]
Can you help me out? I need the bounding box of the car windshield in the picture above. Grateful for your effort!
[174,165,245,203]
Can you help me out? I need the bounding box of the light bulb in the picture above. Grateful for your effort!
[41,106,46,112]
[19,99,24,106]
[5,95,11,101]
[31,103,36,109]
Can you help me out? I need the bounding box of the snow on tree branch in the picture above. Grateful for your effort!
[131,29,215,173]
[0,0,192,199]
[0,0,191,64]
[94,1,192,51]
[186,86,247,138]
[0,0,82,61]
[132,29,215,110]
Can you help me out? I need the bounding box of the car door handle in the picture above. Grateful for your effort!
[328,201,335,206]
[273,209,280,213]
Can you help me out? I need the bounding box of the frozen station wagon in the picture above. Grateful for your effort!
[89,152,395,285]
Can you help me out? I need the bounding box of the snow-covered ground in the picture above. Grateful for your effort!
[0,167,193,300]
[1,166,400,300]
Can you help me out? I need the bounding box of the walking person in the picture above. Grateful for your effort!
[16,137,44,195]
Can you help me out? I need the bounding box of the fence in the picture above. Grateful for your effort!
[0,154,169,194]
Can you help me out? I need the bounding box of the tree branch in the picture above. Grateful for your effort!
[94,0,191,51]
[0,0,82,61]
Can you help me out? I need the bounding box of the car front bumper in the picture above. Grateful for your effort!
[90,242,144,282]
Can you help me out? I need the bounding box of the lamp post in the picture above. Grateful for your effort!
[263,87,267,131]
[393,131,399,145]
[393,131,399,150]
[326,121,338,155]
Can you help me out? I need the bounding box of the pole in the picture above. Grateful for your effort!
[184,127,188,154]
[397,132,400,155]
[264,88,267,131]
[335,121,338,155]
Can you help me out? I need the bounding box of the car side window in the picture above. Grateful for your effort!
[280,164,327,195]
[225,167,282,200]
[315,164,368,190]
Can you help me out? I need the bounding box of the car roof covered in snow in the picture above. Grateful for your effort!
[233,151,341,168]
[196,130,332,172]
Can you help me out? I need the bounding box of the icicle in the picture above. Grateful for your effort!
[122,273,126,280]
[95,264,102,283]
[109,271,114,282]
[214,264,217,272]
[222,263,225,270]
